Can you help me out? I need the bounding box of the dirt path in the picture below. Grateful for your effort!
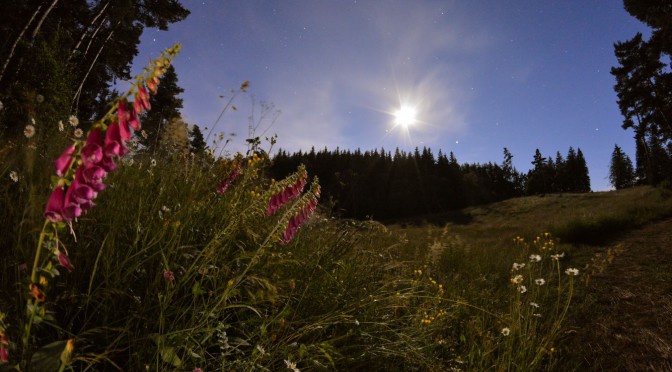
[565,219,672,371]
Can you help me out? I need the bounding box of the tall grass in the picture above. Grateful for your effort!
[0,45,584,371]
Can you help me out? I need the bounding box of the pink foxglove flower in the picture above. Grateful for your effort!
[104,122,128,158]
[280,193,319,244]
[81,127,104,165]
[116,100,132,141]
[267,176,307,216]
[98,155,118,173]
[44,186,66,222]
[138,85,151,111]
[216,164,240,194]
[133,98,143,115]
[63,184,82,221]
[81,164,107,188]
[147,79,158,94]
[128,105,141,131]
[71,180,97,205]
[54,144,76,177]
[55,249,75,272]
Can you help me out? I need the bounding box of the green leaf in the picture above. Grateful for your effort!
[159,345,182,367]
[150,333,183,367]
[30,340,67,372]
[192,282,206,296]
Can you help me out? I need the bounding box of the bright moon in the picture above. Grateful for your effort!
[394,105,417,127]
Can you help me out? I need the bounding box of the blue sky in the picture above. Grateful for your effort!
[130,0,649,191]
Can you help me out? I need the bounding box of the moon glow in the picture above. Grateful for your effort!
[393,105,417,128]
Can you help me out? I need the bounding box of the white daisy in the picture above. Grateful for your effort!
[24,124,36,138]
[550,252,565,261]
[529,254,542,262]
[284,358,300,372]
[565,268,579,276]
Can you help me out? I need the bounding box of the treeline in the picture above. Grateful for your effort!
[269,146,590,220]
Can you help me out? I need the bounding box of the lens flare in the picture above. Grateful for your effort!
[393,105,417,128]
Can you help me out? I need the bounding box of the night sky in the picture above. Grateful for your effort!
[129,0,649,191]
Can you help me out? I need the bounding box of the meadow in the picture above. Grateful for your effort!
[2,47,672,371]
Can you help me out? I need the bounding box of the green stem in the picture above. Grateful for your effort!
[24,219,51,360]
[30,220,51,284]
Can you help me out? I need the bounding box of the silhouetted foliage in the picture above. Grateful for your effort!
[189,124,207,155]
[0,0,189,138]
[609,144,636,189]
[612,0,672,185]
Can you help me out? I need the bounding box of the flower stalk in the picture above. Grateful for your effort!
[21,43,181,365]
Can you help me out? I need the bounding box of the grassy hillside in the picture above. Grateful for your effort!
[389,186,672,264]
[385,185,672,370]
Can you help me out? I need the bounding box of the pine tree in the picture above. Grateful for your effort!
[527,149,548,195]
[609,144,636,189]
[612,0,672,184]
[141,65,184,153]
[189,124,207,155]
[575,148,591,192]
[159,116,189,155]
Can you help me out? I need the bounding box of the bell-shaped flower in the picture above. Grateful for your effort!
[147,79,158,94]
[81,127,104,165]
[79,199,96,211]
[71,177,97,204]
[77,165,106,192]
[54,144,76,177]
[44,186,66,223]
[133,98,144,115]
[216,165,240,194]
[55,249,75,272]
[116,101,132,141]
[138,85,151,111]
[63,184,82,221]
[98,155,118,173]
[104,122,128,158]
[128,106,141,131]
